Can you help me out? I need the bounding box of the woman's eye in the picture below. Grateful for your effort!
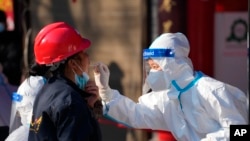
[151,65,158,69]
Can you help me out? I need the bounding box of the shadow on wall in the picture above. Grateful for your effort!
[108,61,124,95]
[99,62,127,141]
[99,61,127,141]
[100,61,149,141]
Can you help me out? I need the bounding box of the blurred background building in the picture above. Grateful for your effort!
[0,0,248,141]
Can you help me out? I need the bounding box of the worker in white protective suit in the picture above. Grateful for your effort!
[93,32,248,141]
[5,76,45,141]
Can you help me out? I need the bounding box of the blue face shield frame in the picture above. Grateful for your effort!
[143,49,175,59]
[143,48,175,75]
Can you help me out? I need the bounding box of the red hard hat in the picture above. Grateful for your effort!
[34,22,91,65]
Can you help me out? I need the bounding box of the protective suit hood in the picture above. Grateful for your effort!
[148,33,194,87]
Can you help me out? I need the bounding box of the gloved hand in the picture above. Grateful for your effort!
[93,62,112,102]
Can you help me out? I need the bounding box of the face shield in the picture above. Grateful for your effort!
[142,49,174,93]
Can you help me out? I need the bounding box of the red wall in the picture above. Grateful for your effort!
[215,0,248,12]
[187,0,215,76]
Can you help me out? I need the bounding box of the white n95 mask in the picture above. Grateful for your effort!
[145,69,168,92]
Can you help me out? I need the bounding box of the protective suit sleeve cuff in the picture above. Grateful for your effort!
[99,87,113,102]
[101,89,122,116]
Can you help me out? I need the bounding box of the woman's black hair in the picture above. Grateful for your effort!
[28,51,81,79]
[28,58,73,79]
[29,63,51,78]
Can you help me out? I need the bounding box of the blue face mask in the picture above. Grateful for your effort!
[73,63,89,90]
[74,72,89,90]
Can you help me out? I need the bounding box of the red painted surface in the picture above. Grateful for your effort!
[187,0,215,76]
[215,0,248,12]
[158,130,176,141]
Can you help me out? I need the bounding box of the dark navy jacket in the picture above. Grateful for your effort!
[28,75,102,141]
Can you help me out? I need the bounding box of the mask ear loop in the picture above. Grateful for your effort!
[73,60,85,73]
[72,68,77,74]
[73,62,90,80]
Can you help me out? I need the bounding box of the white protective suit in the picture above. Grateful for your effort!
[5,76,44,141]
[94,33,248,141]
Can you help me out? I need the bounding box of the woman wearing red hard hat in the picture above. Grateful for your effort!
[27,22,102,141]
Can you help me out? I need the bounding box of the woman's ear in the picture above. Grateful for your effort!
[68,59,77,71]
[64,59,77,82]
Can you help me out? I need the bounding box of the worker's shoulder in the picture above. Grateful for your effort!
[198,75,226,90]
[198,75,244,94]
